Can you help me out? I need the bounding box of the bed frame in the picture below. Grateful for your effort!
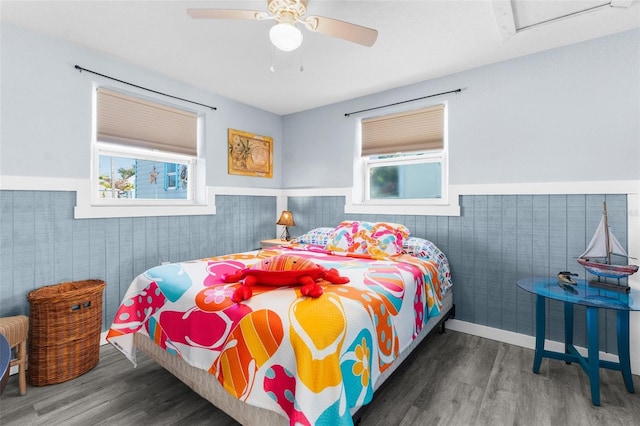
[135,292,455,425]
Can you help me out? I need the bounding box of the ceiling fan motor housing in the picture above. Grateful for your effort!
[268,0,308,23]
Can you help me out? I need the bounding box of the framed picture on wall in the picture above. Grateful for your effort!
[227,128,273,178]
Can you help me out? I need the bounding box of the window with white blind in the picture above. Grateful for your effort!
[93,88,200,205]
[358,104,448,205]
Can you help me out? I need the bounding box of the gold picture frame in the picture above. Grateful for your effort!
[227,128,273,178]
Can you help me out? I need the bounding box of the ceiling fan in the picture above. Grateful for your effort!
[186,0,378,52]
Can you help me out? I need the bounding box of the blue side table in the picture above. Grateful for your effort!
[517,277,638,406]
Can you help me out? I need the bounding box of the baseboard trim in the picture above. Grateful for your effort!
[446,318,622,366]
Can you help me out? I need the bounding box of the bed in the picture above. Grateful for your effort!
[107,221,454,425]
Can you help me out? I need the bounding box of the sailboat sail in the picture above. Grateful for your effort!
[579,216,628,259]
[578,203,638,280]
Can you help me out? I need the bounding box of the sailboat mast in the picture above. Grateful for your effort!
[603,201,611,265]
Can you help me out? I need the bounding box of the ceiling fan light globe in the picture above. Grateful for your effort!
[269,23,303,52]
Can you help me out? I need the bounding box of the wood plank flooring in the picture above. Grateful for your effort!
[1,330,638,425]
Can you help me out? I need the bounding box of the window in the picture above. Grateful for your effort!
[358,104,447,204]
[365,152,442,199]
[93,88,199,205]
[164,163,178,190]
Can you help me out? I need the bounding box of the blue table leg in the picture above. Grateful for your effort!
[533,294,545,374]
[617,310,635,393]
[564,302,573,364]
[586,306,600,406]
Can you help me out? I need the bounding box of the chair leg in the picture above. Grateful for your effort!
[17,340,26,395]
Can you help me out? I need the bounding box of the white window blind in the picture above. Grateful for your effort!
[361,104,444,156]
[96,88,198,156]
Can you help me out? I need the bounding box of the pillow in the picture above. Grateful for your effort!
[292,227,335,246]
[324,221,374,254]
[403,237,438,258]
[402,237,453,292]
[325,221,410,258]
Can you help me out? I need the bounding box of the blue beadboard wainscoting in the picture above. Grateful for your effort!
[0,191,629,355]
[0,192,277,331]
[288,194,629,355]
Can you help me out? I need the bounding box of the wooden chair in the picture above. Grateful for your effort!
[0,316,29,395]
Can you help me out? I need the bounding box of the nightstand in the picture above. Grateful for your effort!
[260,239,290,249]
[517,277,638,406]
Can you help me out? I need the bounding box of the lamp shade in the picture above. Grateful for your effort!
[276,211,296,227]
[269,23,303,52]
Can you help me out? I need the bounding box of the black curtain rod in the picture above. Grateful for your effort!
[74,65,217,110]
[344,88,462,117]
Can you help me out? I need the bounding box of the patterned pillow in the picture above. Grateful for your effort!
[402,237,453,292]
[292,227,335,246]
[325,221,410,258]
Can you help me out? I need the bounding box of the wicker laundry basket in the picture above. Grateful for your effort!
[27,279,106,386]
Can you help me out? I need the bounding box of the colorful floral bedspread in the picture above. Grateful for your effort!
[107,247,448,426]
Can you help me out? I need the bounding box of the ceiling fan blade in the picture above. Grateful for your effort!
[302,16,378,47]
[186,9,271,21]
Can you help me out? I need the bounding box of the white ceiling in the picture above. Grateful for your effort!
[2,1,639,115]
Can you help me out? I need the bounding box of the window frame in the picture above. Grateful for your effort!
[74,80,216,219]
[164,162,179,191]
[351,101,453,211]
[90,85,202,208]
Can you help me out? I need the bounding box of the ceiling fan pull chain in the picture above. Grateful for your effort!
[270,43,276,73]
[298,46,304,73]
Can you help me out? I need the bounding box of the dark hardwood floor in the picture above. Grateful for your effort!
[1,330,638,425]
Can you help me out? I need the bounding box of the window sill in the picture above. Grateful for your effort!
[74,180,215,218]
[74,203,216,219]
[344,185,461,216]
[344,202,460,216]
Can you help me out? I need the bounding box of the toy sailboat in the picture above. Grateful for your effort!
[577,202,638,293]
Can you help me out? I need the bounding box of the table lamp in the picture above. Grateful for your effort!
[276,210,295,241]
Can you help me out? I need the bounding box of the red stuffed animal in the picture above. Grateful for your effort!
[222,254,350,302]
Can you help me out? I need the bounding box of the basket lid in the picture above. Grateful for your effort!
[27,280,105,302]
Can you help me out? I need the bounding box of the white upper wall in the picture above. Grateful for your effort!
[2,23,638,191]
[282,29,640,188]
[0,23,284,189]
